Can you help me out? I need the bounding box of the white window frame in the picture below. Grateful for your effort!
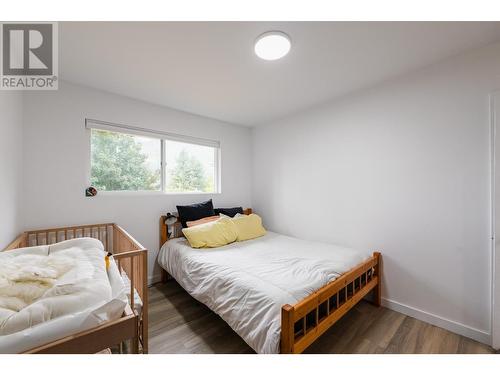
[86,118,221,194]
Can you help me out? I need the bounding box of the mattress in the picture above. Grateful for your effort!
[157,231,370,353]
[0,238,130,353]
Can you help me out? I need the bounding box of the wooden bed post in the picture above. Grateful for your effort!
[160,216,168,250]
[159,215,170,284]
[373,251,382,307]
[281,304,295,354]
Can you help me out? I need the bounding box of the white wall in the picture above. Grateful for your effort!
[253,42,500,343]
[22,81,252,283]
[0,92,23,249]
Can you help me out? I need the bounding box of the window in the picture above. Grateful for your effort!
[88,120,220,193]
[165,140,217,193]
[91,129,162,191]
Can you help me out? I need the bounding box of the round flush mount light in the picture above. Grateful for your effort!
[254,31,291,61]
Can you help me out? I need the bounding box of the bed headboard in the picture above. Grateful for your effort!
[159,208,252,249]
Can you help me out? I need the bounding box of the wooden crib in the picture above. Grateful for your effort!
[4,223,148,354]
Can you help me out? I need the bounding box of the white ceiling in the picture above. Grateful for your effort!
[60,22,500,126]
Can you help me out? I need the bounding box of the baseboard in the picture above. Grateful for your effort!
[148,273,162,286]
[382,297,491,346]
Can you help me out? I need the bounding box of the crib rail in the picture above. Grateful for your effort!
[2,223,148,354]
[4,232,28,250]
[112,224,148,353]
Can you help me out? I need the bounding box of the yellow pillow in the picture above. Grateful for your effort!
[182,217,238,248]
[232,214,267,242]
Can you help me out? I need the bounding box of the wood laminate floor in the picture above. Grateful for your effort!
[149,281,496,354]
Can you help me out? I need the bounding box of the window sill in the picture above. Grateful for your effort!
[90,190,221,197]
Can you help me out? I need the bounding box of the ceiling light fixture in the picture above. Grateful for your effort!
[254,31,291,61]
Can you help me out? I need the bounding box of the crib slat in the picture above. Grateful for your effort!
[113,228,118,254]
[98,227,102,248]
[130,256,135,312]
[106,226,111,252]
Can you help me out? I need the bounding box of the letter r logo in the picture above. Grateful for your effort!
[2,23,53,75]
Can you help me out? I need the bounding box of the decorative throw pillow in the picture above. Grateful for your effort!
[214,207,244,217]
[231,214,267,242]
[186,215,220,227]
[182,217,238,248]
[176,200,215,228]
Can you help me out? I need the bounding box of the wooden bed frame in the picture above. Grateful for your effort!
[159,209,381,354]
[3,223,148,354]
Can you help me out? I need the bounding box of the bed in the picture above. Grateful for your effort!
[158,209,381,354]
[1,223,148,354]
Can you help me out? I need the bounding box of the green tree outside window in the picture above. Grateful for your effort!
[167,149,211,192]
[91,130,160,191]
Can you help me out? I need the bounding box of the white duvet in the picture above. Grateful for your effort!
[158,231,370,354]
[0,238,128,353]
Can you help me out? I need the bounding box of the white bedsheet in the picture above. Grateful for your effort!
[157,231,370,353]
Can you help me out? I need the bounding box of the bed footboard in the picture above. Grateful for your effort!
[281,252,381,354]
